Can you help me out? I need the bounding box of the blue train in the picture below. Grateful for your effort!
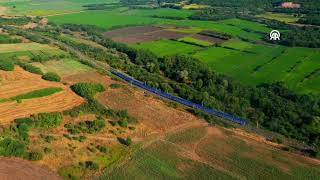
[111,70,247,126]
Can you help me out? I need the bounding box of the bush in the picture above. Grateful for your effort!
[65,119,106,134]
[83,161,99,170]
[0,60,14,71]
[34,112,63,128]
[117,137,132,146]
[15,117,34,126]
[110,83,122,89]
[97,145,108,153]
[18,62,43,75]
[118,120,128,128]
[26,151,43,161]
[42,72,61,82]
[44,147,52,154]
[71,83,105,99]
[0,138,26,157]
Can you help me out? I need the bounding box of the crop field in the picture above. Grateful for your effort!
[133,39,202,57]
[0,66,84,123]
[103,125,320,179]
[178,36,213,47]
[105,25,188,44]
[32,58,93,77]
[0,42,62,54]
[0,0,119,16]
[48,8,270,41]
[0,157,60,179]
[193,41,320,94]
[256,12,300,23]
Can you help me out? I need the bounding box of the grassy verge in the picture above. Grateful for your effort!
[0,87,63,103]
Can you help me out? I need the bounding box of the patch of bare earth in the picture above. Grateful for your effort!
[0,66,84,124]
[0,157,61,180]
[104,25,188,43]
[104,26,163,37]
[192,33,226,44]
[0,6,8,15]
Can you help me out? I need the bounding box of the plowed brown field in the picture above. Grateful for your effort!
[0,157,61,180]
[0,66,84,124]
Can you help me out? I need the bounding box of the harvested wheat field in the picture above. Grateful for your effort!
[0,157,61,180]
[0,66,84,124]
[63,71,203,133]
[98,83,203,133]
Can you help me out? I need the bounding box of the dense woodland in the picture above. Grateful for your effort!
[16,24,318,156]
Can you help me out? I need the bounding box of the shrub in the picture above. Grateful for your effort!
[97,145,108,153]
[0,60,14,71]
[34,112,63,128]
[83,161,99,170]
[44,147,52,154]
[65,119,106,134]
[117,137,132,146]
[110,83,122,89]
[42,72,61,82]
[15,117,34,126]
[71,83,105,99]
[118,120,128,128]
[26,151,43,161]
[17,62,43,75]
[40,134,56,143]
[0,138,26,157]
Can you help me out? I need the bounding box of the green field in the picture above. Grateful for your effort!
[0,0,119,16]
[256,12,300,23]
[48,8,270,41]
[102,126,320,179]
[0,87,63,103]
[48,7,320,94]
[132,39,202,57]
[32,58,93,76]
[193,40,320,94]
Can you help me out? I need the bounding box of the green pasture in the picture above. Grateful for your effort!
[194,41,320,94]
[32,58,93,77]
[102,141,234,180]
[102,126,320,179]
[48,8,271,41]
[256,12,300,23]
[1,0,118,16]
[132,39,202,57]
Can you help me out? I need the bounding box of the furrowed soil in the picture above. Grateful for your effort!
[0,157,61,180]
[104,25,188,43]
[192,33,226,44]
[0,66,84,124]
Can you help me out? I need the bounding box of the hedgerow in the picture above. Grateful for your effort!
[42,72,61,82]
[17,62,43,75]
[0,60,14,71]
